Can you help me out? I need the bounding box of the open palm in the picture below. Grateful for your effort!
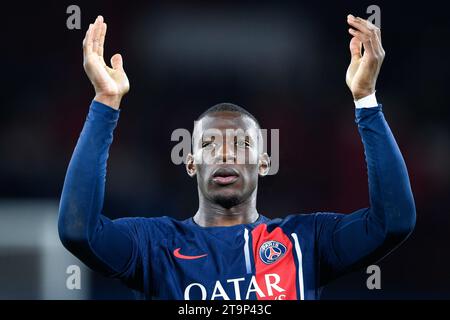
[83,16,129,109]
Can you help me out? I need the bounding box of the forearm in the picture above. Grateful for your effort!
[321,102,416,276]
[356,104,416,239]
[58,100,134,275]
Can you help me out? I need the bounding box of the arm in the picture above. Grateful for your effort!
[58,16,136,278]
[317,16,416,284]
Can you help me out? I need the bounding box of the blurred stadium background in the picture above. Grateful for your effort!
[0,0,449,299]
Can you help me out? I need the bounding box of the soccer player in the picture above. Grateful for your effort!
[58,14,416,300]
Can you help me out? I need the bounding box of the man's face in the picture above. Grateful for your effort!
[187,111,269,209]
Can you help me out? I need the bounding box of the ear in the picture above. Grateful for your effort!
[258,152,271,177]
[186,153,197,177]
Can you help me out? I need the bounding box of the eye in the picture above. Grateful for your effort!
[202,141,215,149]
[235,140,251,148]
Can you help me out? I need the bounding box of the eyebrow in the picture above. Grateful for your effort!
[199,131,257,144]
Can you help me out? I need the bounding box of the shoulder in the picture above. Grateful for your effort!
[112,215,191,237]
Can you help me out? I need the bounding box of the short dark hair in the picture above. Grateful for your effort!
[196,102,260,128]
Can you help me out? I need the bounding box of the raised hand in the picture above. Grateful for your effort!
[346,15,385,100]
[83,16,130,109]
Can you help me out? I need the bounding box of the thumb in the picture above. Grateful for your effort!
[349,37,362,61]
[110,53,124,71]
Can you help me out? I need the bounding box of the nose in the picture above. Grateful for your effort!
[216,140,236,164]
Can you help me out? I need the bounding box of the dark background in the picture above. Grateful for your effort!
[0,0,449,299]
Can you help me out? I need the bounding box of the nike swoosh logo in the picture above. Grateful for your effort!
[173,248,207,260]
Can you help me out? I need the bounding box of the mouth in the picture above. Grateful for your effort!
[212,167,240,186]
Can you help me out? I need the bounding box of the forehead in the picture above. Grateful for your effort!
[193,111,259,140]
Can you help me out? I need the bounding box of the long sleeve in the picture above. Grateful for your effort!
[58,101,142,284]
[317,104,416,285]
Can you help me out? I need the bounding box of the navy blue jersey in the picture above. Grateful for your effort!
[58,101,416,300]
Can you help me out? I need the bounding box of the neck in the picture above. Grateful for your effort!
[194,191,259,227]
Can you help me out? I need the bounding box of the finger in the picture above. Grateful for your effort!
[349,37,362,61]
[98,22,107,58]
[364,18,379,31]
[83,24,94,55]
[354,22,384,58]
[348,28,375,57]
[372,30,385,57]
[111,53,124,71]
[347,15,377,37]
[92,16,103,54]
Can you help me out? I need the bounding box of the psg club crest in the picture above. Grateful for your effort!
[259,240,287,265]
